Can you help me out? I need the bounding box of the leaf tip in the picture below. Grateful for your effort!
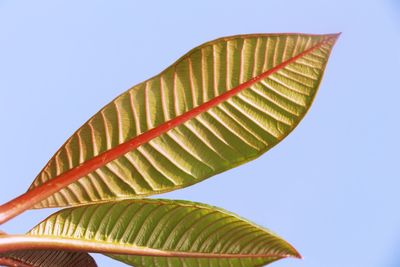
[293,250,303,259]
[326,32,342,42]
[333,32,342,39]
[287,245,302,259]
[280,239,302,260]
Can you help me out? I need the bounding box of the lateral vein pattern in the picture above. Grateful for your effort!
[29,34,338,208]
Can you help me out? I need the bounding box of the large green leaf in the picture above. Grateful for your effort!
[29,33,339,208]
[0,250,97,267]
[25,199,300,266]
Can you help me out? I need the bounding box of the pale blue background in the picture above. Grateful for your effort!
[1,1,399,266]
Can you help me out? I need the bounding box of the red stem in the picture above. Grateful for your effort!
[0,34,340,225]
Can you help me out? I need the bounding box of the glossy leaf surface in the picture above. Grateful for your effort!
[0,250,97,267]
[27,199,300,266]
[29,33,339,208]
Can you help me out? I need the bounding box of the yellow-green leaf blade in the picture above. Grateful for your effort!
[28,199,300,266]
[29,33,339,208]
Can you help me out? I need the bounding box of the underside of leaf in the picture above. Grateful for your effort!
[27,33,339,208]
[21,199,300,266]
[0,250,97,267]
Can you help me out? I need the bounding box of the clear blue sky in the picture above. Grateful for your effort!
[1,1,399,266]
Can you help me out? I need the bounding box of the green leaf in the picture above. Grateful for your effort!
[29,33,339,208]
[27,199,300,266]
[0,250,97,267]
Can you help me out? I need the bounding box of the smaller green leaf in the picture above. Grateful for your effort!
[0,250,97,267]
[28,199,300,266]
